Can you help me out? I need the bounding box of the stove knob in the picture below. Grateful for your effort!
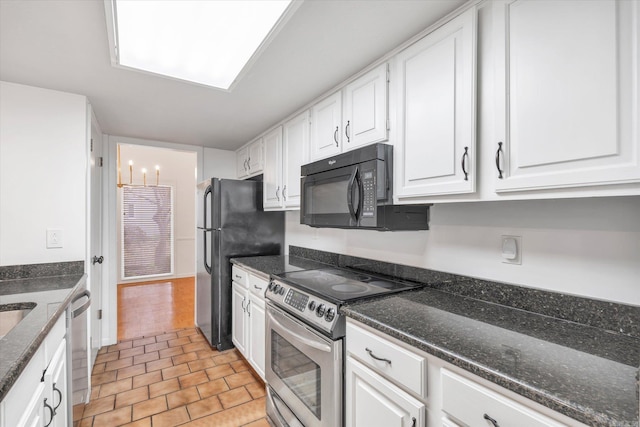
[268,282,275,292]
[316,304,326,317]
[308,301,316,311]
[279,287,286,295]
[273,284,281,294]
[325,308,335,322]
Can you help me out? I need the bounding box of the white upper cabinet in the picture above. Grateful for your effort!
[309,63,390,162]
[493,0,640,192]
[263,111,309,210]
[310,91,343,160]
[394,8,477,200]
[263,126,283,209]
[343,63,389,151]
[236,138,263,179]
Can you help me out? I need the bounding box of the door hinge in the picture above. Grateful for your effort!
[97,309,102,320]
[98,157,104,167]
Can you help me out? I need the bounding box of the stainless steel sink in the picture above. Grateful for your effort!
[0,303,36,339]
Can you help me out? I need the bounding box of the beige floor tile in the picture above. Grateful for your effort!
[149,378,181,398]
[179,370,209,388]
[205,364,235,381]
[225,371,256,389]
[230,359,250,373]
[159,346,184,359]
[245,382,266,400]
[196,348,220,359]
[146,357,173,372]
[181,398,266,427]
[92,371,117,386]
[145,341,169,353]
[121,417,151,427]
[82,395,115,418]
[242,419,271,427]
[166,386,200,409]
[133,351,159,365]
[132,370,162,388]
[95,352,119,364]
[115,386,149,408]
[117,364,147,380]
[218,387,252,409]
[173,351,198,365]
[98,378,133,398]
[162,363,190,380]
[105,356,133,372]
[155,332,178,342]
[132,337,156,347]
[119,346,145,359]
[92,406,131,427]
[213,351,240,365]
[182,342,210,353]
[109,341,133,352]
[132,396,168,420]
[168,336,192,347]
[197,377,229,399]
[92,363,106,375]
[186,395,223,420]
[79,416,94,427]
[188,357,216,372]
[177,329,199,338]
[152,406,190,427]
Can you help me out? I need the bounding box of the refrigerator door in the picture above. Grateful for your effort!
[196,179,214,346]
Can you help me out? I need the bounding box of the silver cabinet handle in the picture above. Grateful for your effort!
[282,185,287,200]
[241,297,246,312]
[495,142,504,179]
[53,383,63,411]
[365,347,392,365]
[247,299,251,317]
[333,126,339,146]
[345,120,350,143]
[461,146,469,181]
[44,398,55,427]
[254,285,263,290]
[484,414,500,427]
[275,186,280,201]
[247,157,251,171]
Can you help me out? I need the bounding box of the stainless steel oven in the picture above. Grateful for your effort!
[265,303,342,427]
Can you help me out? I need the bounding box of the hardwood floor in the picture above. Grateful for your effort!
[77,278,269,427]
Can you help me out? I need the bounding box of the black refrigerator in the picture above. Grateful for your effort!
[196,178,284,351]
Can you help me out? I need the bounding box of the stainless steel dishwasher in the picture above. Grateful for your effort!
[67,288,90,425]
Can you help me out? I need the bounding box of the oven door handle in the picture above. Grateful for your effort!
[346,167,361,223]
[267,309,332,353]
[267,387,305,427]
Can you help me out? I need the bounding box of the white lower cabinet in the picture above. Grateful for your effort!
[346,319,589,427]
[346,357,425,427]
[230,265,268,381]
[1,315,68,427]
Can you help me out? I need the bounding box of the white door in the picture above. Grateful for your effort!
[310,92,342,160]
[493,0,640,192]
[263,127,283,209]
[283,110,309,208]
[346,357,424,427]
[231,282,247,355]
[395,8,477,199]
[343,63,389,151]
[247,294,266,380]
[89,120,103,361]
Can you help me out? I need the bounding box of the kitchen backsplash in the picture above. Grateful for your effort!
[289,245,640,338]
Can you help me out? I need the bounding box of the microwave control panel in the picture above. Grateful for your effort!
[360,164,376,218]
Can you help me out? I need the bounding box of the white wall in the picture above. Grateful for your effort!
[203,147,236,179]
[285,196,640,306]
[115,143,197,282]
[0,81,87,266]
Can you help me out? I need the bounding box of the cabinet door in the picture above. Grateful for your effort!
[236,147,249,179]
[493,0,640,192]
[231,282,247,356]
[346,357,425,427]
[395,8,477,199]
[283,110,309,208]
[310,92,342,160]
[16,382,47,427]
[46,339,68,427]
[248,139,264,175]
[263,127,283,209]
[247,294,266,381]
[344,63,389,151]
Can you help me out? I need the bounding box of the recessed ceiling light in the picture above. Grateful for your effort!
[105,0,296,90]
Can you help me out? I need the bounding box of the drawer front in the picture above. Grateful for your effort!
[441,370,565,427]
[346,321,427,398]
[231,265,248,287]
[248,274,268,297]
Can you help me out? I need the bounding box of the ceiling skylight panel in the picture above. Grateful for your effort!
[111,0,293,90]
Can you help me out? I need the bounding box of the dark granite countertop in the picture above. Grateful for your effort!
[342,287,640,427]
[0,274,86,402]
[230,255,330,278]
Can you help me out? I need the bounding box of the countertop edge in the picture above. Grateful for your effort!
[342,309,636,427]
[0,274,87,402]
[229,260,270,280]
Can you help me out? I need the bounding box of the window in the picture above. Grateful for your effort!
[121,185,174,280]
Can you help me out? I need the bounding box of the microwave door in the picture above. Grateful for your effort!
[346,167,361,224]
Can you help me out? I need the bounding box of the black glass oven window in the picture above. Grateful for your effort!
[271,331,321,419]
[306,179,349,214]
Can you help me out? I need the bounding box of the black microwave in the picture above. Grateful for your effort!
[300,144,431,230]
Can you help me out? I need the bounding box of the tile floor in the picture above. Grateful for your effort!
[77,279,269,427]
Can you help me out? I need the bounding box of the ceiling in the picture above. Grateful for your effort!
[0,0,466,151]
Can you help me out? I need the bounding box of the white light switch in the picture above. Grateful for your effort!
[47,229,63,248]
[501,235,521,264]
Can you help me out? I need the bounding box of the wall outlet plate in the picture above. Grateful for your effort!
[501,235,521,264]
[46,228,63,248]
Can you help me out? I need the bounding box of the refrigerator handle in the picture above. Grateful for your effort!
[203,230,212,274]
[203,184,212,230]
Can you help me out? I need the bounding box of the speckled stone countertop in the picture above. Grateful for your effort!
[230,255,330,278]
[342,287,640,427]
[0,273,86,402]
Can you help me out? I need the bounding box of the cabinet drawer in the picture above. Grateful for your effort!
[346,322,427,398]
[248,274,268,297]
[442,369,565,427]
[231,266,248,287]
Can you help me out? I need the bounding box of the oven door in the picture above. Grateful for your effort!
[300,163,363,228]
[266,303,342,427]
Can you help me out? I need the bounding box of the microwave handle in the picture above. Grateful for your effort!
[347,167,361,222]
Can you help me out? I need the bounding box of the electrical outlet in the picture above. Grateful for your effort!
[501,235,521,264]
[46,228,63,248]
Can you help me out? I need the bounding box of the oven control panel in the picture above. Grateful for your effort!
[266,279,340,336]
